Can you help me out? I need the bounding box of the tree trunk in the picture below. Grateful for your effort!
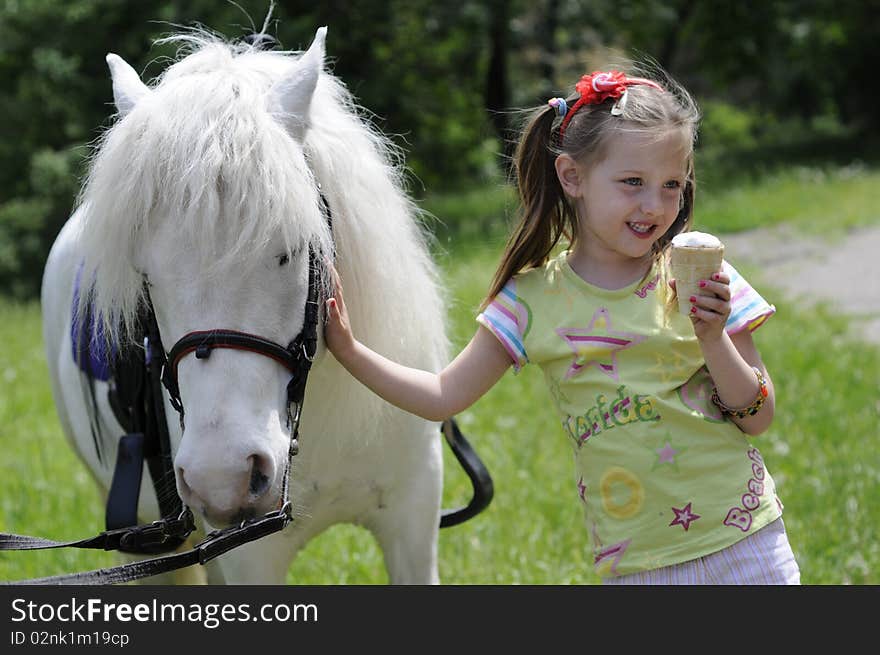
[486,0,512,170]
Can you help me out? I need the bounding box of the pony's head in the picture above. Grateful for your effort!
[76,28,337,527]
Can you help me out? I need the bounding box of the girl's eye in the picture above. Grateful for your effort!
[664,180,682,189]
[622,177,642,186]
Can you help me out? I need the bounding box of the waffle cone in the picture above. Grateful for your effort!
[670,244,724,315]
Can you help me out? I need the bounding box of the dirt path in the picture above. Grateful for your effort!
[721,224,880,344]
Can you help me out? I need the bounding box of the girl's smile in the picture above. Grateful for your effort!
[626,221,658,238]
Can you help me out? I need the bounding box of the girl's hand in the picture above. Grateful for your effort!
[323,264,356,362]
[670,270,732,342]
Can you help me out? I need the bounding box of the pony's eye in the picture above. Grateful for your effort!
[278,254,290,267]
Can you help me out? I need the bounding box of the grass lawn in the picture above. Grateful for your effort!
[1,164,877,584]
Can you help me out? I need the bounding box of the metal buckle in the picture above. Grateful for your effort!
[118,521,169,552]
[286,400,302,433]
[116,507,196,552]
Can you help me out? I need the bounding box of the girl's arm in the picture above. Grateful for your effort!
[324,281,512,423]
[699,329,775,435]
[686,273,775,435]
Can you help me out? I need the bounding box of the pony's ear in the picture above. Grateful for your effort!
[268,26,327,139]
[106,53,150,116]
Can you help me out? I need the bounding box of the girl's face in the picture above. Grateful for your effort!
[567,128,689,271]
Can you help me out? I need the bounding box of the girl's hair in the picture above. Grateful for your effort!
[481,62,700,309]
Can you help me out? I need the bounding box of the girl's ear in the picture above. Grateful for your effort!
[555,154,583,198]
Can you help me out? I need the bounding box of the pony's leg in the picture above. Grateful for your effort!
[207,531,295,585]
[368,440,443,585]
[203,560,227,585]
[369,488,442,584]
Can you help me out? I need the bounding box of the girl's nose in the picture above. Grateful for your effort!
[641,189,665,217]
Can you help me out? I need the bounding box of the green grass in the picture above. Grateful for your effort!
[697,164,880,236]
[2,165,878,584]
[0,300,117,580]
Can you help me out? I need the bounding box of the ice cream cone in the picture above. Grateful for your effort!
[670,232,725,316]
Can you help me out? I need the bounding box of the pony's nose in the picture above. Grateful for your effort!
[246,454,272,498]
[174,451,276,525]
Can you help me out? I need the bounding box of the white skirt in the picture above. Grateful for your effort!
[602,518,801,585]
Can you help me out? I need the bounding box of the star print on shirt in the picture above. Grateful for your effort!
[594,539,632,577]
[644,435,688,471]
[556,307,646,381]
[656,441,679,464]
[647,350,692,384]
[669,502,701,531]
[577,476,588,503]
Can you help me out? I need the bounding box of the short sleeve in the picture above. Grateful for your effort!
[476,278,529,373]
[723,260,776,334]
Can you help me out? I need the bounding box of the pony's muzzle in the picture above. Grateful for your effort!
[174,449,278,526]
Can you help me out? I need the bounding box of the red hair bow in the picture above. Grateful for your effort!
[558,70,663,144]
[575,70,629,105]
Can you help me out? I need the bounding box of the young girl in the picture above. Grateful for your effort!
[324,66,800,584]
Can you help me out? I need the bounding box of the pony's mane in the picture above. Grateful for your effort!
[76,30,448,372]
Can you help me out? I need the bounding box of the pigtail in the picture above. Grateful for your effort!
[480,105,576,310]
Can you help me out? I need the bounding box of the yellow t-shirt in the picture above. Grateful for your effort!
[477,251,782,577]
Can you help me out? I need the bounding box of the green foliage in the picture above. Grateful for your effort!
[419,182,516,248]
[0,145,84,297]
[698,100,759,152]
[0,197,51,298]
[2,0,880,299]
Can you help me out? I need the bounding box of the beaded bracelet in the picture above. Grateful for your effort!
[711,366,769,419]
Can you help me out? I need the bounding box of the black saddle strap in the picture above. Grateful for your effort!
[104,433,146,532]
[103,294,185,551]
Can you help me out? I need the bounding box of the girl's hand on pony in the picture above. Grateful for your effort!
[669,270,732,342]
[324,263,356,362]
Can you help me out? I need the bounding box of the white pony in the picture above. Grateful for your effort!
[40,27,450,583]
